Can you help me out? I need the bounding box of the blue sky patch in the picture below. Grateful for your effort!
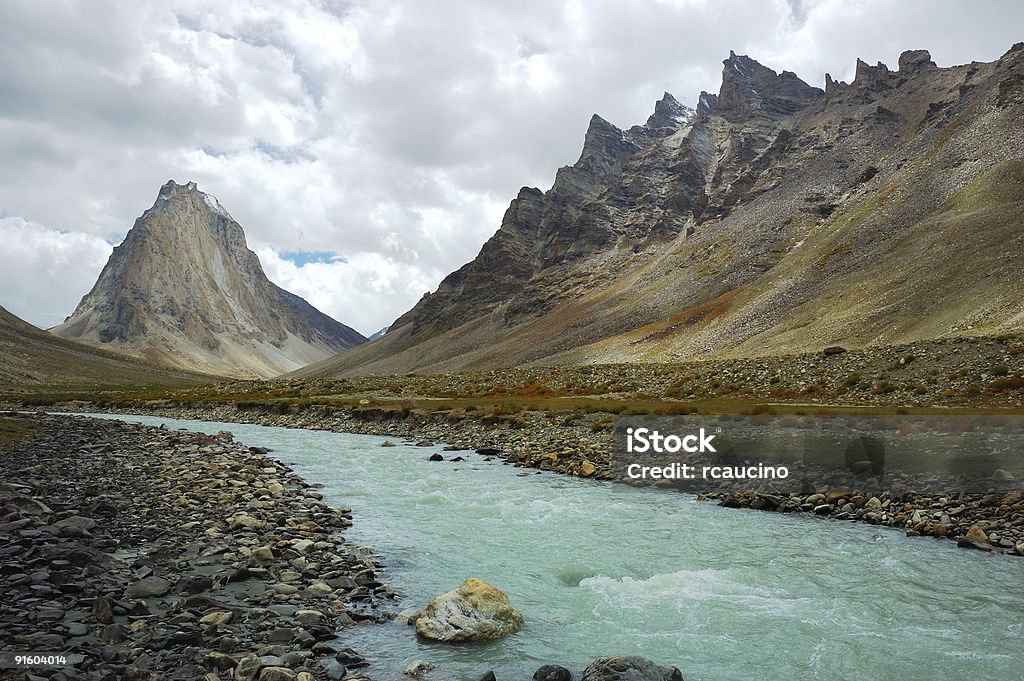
[281,251,347,266]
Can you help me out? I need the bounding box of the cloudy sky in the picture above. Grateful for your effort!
[0,0,1020,335]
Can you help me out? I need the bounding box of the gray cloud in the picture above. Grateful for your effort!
[0,0,1021,335]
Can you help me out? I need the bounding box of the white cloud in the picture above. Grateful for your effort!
[255,247,441,335]
[0,0,1021,331]
[0,218,112,328]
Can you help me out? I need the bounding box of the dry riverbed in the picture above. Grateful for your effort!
[0,413,389,681]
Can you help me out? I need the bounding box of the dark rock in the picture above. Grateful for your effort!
[534,665,573,681]
[91,596,114,624]
[319,659,346,680]
[123,576,171,599]
[898,49,936,74]
[581,656,683,681]
[234,654,263,680]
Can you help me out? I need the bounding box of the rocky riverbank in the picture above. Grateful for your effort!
[0,413,390,681]
[38,402,1024,558]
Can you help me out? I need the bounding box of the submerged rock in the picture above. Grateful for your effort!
[534,665,573,681]
[581,656,683,681]
[415,578,524,642]
[404,660,433,677]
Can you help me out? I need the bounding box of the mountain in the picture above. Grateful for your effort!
[367,326,390,341]
[52,181,366,378]
[296,44,1024,377]
[0,305,208,390]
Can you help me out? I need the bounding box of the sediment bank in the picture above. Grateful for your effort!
[0,413,389,681]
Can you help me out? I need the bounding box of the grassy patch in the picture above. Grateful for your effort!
[0,417,37,447]
[940,159,1024,214]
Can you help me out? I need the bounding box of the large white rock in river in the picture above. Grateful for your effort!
[414,578,524,642]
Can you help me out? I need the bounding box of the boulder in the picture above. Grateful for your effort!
[234,654,263,681]
[404,660,433,677]
[124,576,171,599]
[199,611,233,625]
[581,656,683,681]
[415,578,524,642]
[534,665,573,681]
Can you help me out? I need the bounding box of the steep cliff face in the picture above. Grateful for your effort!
[298,44,1024,377]
[53,181,365,378]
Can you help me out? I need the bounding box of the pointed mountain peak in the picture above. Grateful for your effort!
[585,113,620,135]
[645,91,695,130]
[52,182,365,378]
[151,179,231,220]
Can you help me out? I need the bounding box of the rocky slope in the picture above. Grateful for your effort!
[0,304,208,390]
[298,45,1024,377]
[53,181,365,379]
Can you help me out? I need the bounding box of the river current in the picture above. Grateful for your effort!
[86,414,1024,681]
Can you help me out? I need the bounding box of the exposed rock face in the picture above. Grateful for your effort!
[414,578,524,642]
[297,45,1024,377]
[52,181,365,378]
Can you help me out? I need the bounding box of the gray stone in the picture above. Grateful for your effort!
[534,665,573,681]
[581,657,684,681]
[415,578,524,642]
[258,668,295,681]
[124,576,171,599]
[404,660,433,677]
[235,654,263,680]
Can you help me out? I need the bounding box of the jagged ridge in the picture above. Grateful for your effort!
[297,44,1024,377]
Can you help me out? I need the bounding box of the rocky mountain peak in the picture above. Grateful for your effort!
[717,50,822,119]
[854,58,891,90]
[575,114,640,176]
[52,181,365,378]
[301,42,1024,377]
[696,91,718,116]
[898,49,937,74]
[645,92,695,131]
[150,179,231,221]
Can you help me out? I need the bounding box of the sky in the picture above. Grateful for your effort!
[0,1,1021,336]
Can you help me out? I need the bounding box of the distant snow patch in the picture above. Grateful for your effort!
[202,192,231,219]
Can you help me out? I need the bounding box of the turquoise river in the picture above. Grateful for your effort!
[89,414,1024,681]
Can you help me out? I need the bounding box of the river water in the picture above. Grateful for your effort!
[86,414,1023,681]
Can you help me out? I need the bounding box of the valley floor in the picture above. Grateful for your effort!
[0,413,384,681]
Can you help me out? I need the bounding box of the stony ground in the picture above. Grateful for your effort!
[0,413,389,681]
[294,333,1024,408]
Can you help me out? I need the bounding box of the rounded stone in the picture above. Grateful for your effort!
[415,578,524,642]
